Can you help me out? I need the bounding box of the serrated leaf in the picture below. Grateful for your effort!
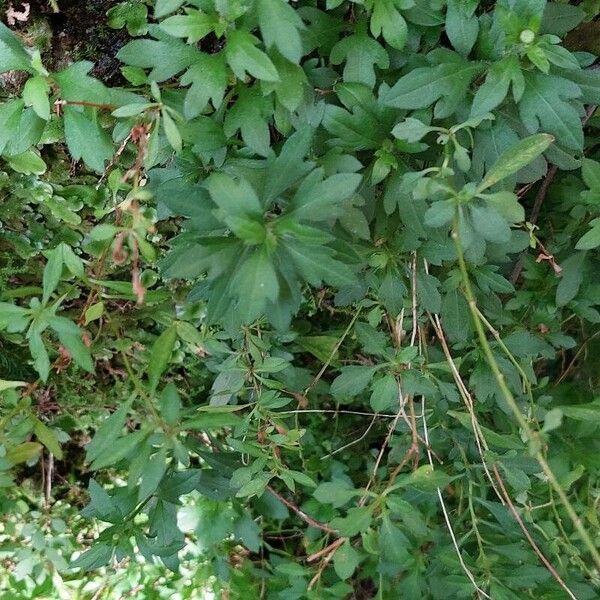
[331,366,379,399]
[160,9,217,43]
[518,73,583,151]
[23,76,50,120]
[258,0,305,63]
[383,61,482,117]
[63,107,114,172]
[225,30,279,82]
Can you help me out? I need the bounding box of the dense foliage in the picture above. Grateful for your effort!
[1,0,600,597]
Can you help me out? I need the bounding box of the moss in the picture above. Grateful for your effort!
[2,1,128,83]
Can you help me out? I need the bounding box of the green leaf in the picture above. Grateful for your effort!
[257,0,305,63]
[330,506,372,536]
[223,87,272,156]
[471,57,520,117]
[180,54,228,118]
[445,0,479,57]
[383,61,482,117]
[0,379,26,392]
[370,0,409,50]
[159,383,181,425]
[582,159,600,191]
[314,480,360,507]
[42,247,64,304]
[576,219,600,250]
[48,316,94,373]
[469,204,512,243]
[289,172,362,221]
[90,429,149,470]
[23,76,50,120]
[7,442,42,466]
[333,541,360,580]
[139,448,168,501]
[29,331,50,382]
[86,399,133,463]
[236,473,272,498]
[63,107,114,172]
[148,325,178,393]
[225,30,279,82]
[117,38,199,81]
[541,2,585,36]
[84,302,105,325]
[0,22,33,73]
[416,271,442,313]
[559,400,600,422]
[107,1,148,36]
[441,289,470,343]
[33,418,63,459]
[6,149,46,175]
[331,366,379,399]
[556,252,585,306]
[391,118,436,143]
[205,172,262,219]
[54,62,111,105]
[370,374,398,412]
[330,33,389,88]
[263,127,314,202]
[400,464,453,492]
[379,515,410,563]
[160,9,217,43]
[518,73,583,151]
[155,0,184,18]
[477,134,554,192]
[231,249,279,323]
[162,109,182,152]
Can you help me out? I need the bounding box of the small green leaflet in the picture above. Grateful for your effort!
[148,325,178,393]
[576,219,600,250]
[477,134,554,192]
[159,8,219,43]
[33,418,63,459]
[0,379,26,392]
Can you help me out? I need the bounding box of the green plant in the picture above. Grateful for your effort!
[1,1,600,598]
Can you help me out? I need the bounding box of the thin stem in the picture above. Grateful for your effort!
[120,351,161,423]
[266,486,338,535]
[452,216,600,572]
[304,305,363,395]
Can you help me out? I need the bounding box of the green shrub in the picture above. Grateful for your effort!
[1,0,600,597]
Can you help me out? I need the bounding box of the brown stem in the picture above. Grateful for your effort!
[492,465,577,600]
[55,99,117,111]
[266,486,338,535]
[510,165,558,284]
